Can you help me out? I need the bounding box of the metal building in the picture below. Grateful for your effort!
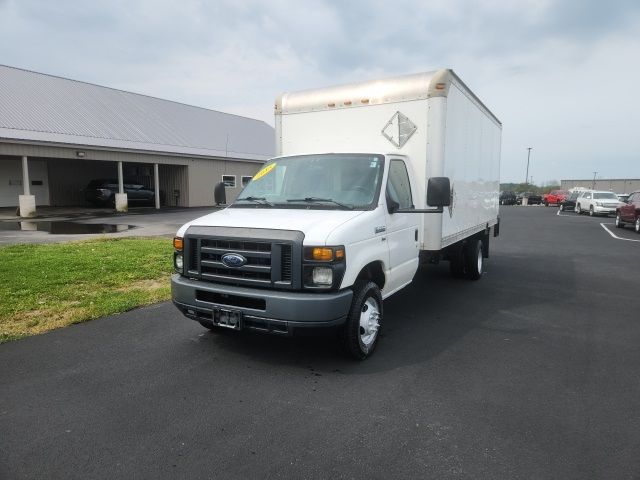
[561,179,640,194]
[0,65,274,216]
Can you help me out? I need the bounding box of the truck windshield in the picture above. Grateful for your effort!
[233,154,385,210]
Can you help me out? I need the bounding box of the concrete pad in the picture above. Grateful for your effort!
[115,193,128,212]
[18,195,36,218]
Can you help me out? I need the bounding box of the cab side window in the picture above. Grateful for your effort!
[387,160,413,209]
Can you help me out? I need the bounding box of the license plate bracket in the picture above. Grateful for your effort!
[212,307,242,330]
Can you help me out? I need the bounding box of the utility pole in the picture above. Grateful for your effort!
[592,172,597,189]
[525,147,532,185]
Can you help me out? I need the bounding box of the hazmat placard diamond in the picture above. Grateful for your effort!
[381,111,417,148]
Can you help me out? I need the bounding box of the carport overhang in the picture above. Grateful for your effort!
[0,138,266,216]
[1,141,163,216]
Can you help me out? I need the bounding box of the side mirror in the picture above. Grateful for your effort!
[427,177,451,207]
[214,182,226,205]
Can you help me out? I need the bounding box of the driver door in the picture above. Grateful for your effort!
[384,159,420,295]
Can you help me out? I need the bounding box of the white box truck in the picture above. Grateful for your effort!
[171,69,502,359]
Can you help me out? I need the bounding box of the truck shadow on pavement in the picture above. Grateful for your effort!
[193,253,578,375]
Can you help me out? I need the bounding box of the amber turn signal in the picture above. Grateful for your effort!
[312,247,334,261]
[173,237,183,251]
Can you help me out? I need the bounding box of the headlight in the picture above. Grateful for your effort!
[174,253,184,272]
[174,236,184,273]
[312,267,333,285]
[595,202,603,207]
[303,245,346,289]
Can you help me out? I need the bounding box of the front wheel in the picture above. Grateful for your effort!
[341,281,383,360]
[636,217,640,234]
[589,206,594,216]
[576,204,581,214]
[559,204,564,212]
[615,213,624,228]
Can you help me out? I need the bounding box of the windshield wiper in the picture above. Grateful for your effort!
[235,196,273,206]
[286,197,353,210]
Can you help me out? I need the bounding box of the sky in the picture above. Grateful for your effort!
[1,0,639,184]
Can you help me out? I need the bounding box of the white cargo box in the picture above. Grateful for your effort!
[275,69,502,251]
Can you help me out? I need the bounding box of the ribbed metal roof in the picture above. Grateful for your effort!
[0,65,274,160]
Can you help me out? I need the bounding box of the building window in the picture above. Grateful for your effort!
[222,175,236,188]
[241,176,252,188]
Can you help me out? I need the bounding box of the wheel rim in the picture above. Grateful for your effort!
[616,215,620,226]
[636,218,640,233]
[477,246,483,274]
[589,207,593,216]
[359,298,380,349]
[560,204,564,211]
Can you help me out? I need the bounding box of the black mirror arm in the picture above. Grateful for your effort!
[395,206,444,214]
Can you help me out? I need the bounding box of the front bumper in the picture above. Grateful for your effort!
[171,274,353,334]
[593,205,617,214]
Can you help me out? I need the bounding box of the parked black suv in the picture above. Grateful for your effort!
[499,191,517,205]
[84,179,156,207]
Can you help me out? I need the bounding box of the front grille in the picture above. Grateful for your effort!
[199,238,273,283]
[281,244,292,282]
[184,227,302,290]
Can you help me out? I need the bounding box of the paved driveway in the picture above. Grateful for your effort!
[0,207,216,245]
[1,206,639,479]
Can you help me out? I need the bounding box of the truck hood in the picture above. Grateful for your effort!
[176,207,366,245]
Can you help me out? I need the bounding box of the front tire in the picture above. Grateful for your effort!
[559,204,564,212]
[589,206,594,216]
[576,204,581,214]
[636,217,640,234]
[341,281,383,360]
[615,213,624,228]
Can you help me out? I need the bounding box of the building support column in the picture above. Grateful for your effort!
[19,156,36,218]
[115,160,128,212]
[154,163,160,209]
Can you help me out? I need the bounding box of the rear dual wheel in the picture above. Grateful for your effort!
[449,238,484,281]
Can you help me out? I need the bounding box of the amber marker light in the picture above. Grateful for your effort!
[312,247,334,261]
[435,82,446,90]
[173,237,183,251]
[335,248,345,260]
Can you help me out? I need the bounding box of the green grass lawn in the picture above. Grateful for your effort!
[0,238,173,343]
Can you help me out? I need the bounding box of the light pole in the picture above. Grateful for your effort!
[592,172,597,189]
[525,147,533,185]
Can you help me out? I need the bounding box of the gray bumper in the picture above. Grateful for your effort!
[171,274,352,332]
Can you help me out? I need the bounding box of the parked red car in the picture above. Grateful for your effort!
[543,190,569,206]
[615,191,640,233]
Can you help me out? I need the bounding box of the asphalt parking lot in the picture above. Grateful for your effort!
[1,206,639,479]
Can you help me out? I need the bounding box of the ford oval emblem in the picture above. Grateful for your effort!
[221,253,247,268]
